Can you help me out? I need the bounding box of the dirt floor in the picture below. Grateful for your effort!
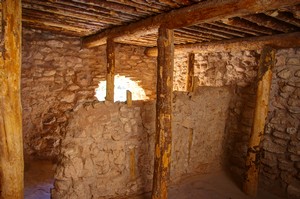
[24,160,284,199]
[24,159,54,199]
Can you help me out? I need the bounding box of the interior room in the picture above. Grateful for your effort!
[0,0,300,199]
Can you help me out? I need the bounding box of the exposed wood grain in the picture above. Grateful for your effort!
[266,11,300,27]
[106,38,115,102]
[242,13,298,33]
[145,32,300,56]
[243,46,275,197]
[0,0,24,198]
[82,0,300,48]
[222,17,278,35]
[152,27,174,199]
[187,53,195,92]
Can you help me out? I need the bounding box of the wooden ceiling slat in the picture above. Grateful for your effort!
[22,18,89,35]
[175,28,222,42]
[83,0,300,48]
[181,26,234,40]
[22,2,108,27]
[171,0,191,6]
[70,0,146,17]
[22,7,106,29]
[107,0,161,14]
[242,13,298,33]
[54,0,136,22]
[190,24,248,38]
[208,22,262,36]
[266,11,300,27]
[22,10,100,33]
[221,17,279,35]
[23,0,124,25]
[22,21,85,37]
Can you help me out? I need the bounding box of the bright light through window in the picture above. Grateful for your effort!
[95,75,148,102]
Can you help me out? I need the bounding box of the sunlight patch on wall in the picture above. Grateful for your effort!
[95,75,148,102]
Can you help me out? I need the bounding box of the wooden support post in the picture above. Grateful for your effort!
[186,53,195,92]
[0,0,24,198]
[243,46,275,197]
[152,27,174,199]
[126,90,132,107]
[105,38,115,102]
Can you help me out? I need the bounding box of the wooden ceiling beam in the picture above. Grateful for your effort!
[82,0,300,48]
[242,13,298,33]
[144,32,300,56]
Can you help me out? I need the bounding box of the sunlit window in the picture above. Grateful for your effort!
[95,75,148,102]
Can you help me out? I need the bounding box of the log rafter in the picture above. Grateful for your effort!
[82,0,300,48]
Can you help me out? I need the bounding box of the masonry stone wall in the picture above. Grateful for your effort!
[52,87,231,199]
[22,28,156,159]
[173,51,258,90]
[261,48,300,198]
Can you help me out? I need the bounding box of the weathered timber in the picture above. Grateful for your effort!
[126,90,132,107]
[221,17,278,35]
[210,21,262,36]
[266,11,300,27]
[152,27,174,199]
[0,0,24,198]
[144,32,300,56]
[22,2,104,26]
[22,21,86,37]
[82,0,300,48]
[243,46,276,196]
[23,0,124,25]
[22,17,88,34]
[193,24,249,38]
[105,38,115,102]
[107,0,161,14]
[242,13,298,33]
[186,53,195,92]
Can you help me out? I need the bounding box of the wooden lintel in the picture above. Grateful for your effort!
[145,32,300,57]
[0,0,24,198]
[82,0,300,48]
[243,46,275,197]
[105,38,115,102]
[152,27,174,199]
[186,53,195,92]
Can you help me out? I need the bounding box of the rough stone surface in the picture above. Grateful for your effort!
[260,48,300,198]
[22,29,156,159]
[173,51,258,90]
[52,87,231,199]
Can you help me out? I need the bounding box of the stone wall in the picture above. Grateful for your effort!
[52,87,232,199]
[173,51,258,90]
[220,48,300,198]
[260,48,300,198]
[21,28,156,159]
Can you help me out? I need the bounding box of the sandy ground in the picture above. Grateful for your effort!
[24,160,284,199]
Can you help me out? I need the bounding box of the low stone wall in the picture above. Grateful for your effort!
[52,87,232,198]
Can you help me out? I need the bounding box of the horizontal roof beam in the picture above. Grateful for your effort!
[82,0,300,48]
[144,32,300,56]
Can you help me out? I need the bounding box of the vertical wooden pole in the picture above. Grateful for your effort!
[126,90,132,107]
[0,0,24,198]
[152,27,174,199]
[106,38,115,102]
[186,53,195,92]
[243,46,275,196]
